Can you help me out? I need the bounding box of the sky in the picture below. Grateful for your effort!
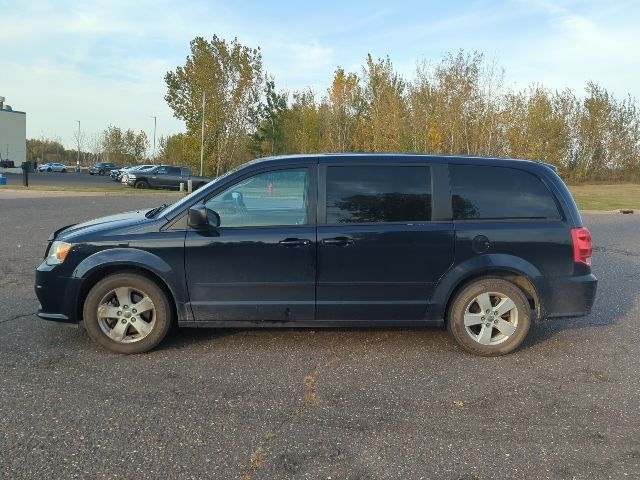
[1,0,639,149]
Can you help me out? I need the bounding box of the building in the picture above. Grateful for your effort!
[0,96,26,169]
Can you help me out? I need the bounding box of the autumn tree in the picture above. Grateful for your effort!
[101,125,149,165]
[165,35,263,175]
[359,55,408,152]
[322,68,362,152]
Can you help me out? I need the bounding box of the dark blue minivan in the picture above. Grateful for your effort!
[35,154,597,355]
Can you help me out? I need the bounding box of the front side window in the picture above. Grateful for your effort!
[205,168,308,227]
[450,165,560,220]
[326,166,432,224]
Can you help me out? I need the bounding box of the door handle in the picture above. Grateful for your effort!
[322,236,354,247]
[279,238,311,247]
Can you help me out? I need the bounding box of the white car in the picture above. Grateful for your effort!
[38,162,69,173]
[120,165,154,184]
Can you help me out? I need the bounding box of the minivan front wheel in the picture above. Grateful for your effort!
[447,278,530,356]
[83,273,172,353]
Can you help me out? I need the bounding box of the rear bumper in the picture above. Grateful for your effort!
[542,273,598,318]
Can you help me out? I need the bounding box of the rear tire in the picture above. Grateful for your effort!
[83,272,172,354]
[61,169,66,173]
[99,169,105,176]
[447,278,530,356]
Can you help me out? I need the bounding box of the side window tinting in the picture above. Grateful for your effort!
[450,165,560,220]
[326,166,431,223]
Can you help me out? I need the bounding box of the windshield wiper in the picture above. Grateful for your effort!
[145,203,169,218]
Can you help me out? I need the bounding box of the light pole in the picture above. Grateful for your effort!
[76,121,81,168]
[200,91,205,176]
[150,116,157,163]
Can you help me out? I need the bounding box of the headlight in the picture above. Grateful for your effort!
[128,174,136,179]
[46,241,72,265]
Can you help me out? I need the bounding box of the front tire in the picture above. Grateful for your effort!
[83,273,172,354]
[99,169,105,175]
[447,278,530,356]
[134,180,149,189]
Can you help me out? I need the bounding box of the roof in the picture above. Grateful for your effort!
[0,108,26,115]
[242,153,552,171]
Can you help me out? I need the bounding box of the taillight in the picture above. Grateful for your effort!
[571,227,592,266]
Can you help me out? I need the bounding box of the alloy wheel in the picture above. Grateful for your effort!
[96,286,156,343]
[463,291,518,346]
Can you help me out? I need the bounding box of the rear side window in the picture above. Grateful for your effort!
[449,165,560,220]
[326,166,431,223]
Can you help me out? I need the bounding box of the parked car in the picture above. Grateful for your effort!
[36,154,597,355]
[124,165,211,190]
[110,166,129,181]
[88,162,117,175]
[117,164,154,183]
[0,160,15,168]
[38,162,69,172]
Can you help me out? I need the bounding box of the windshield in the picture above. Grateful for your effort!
[160,165,245,219]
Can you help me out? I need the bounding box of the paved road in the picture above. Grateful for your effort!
[0,194,638,479]
[2,171,120,187]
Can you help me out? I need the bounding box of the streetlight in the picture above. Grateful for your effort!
[150,115,157,163]
[200,91,205,176]
[76,120,81,168]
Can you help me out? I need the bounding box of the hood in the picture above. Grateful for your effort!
[55,208,155,241]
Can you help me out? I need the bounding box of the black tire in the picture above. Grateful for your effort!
[83,272,172,354]
[47,168,52,172]
[99,169,105,176]
[61,169,66,173]
[134,180,149,189]
[447,278,530,356]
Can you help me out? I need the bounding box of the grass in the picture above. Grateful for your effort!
[567,184,640,211]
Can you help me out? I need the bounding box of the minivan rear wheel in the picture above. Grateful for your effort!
[83,272,172,354]
[447,278,530,356]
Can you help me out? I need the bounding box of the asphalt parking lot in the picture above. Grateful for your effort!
[0,191,638,479]
[2,171,119,188]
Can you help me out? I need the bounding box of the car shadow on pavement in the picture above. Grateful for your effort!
[155,327,240,351]
[520,283,633,352]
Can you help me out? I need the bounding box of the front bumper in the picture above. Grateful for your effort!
[543,273,598,318]
[35,261,83,324]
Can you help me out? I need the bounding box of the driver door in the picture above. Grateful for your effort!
[184,164,317,322]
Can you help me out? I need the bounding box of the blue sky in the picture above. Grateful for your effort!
[1,0,638,149]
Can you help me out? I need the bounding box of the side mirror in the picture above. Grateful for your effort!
[188,204,218,228]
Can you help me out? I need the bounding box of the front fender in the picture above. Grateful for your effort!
[71,247,190,321]
[429,253,543,321]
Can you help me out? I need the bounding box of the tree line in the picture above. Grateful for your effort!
[28,126,149,166]
[163,36,640,182]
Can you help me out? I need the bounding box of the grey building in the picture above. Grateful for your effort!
[0,96,27,168]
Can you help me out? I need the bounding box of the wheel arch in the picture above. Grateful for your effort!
[75,264,178,325]
[430,254,544,323]
[71,248,188,323]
